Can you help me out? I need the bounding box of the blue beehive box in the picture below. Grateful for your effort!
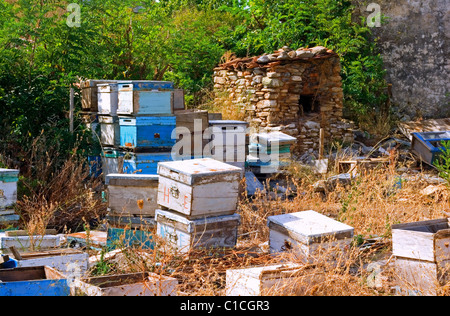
[107,227,155,250]
[411,131,450,166]
[117,81,174,116]
[122,152,173,175]
[119,116,177,150]
[0,266,70,296]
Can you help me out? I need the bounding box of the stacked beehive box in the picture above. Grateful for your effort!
[155,158,242,254]
[0,168,20,229]
[247,131,296,175]
[207,120,249,171]
[392,218,450,295]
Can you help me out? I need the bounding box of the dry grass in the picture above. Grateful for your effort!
[84,154,450,296]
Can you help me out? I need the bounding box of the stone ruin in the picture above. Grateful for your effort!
[212,46,354,155]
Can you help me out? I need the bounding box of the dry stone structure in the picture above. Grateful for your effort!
[213,46,354,155]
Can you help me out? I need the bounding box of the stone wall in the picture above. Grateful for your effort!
[355,0,450,119]
[213,46,354,155]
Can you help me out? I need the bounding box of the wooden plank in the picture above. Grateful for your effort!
[5,229,57,237]
[398,118,450,141]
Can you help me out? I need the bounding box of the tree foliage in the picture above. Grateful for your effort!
[0,0,388,168]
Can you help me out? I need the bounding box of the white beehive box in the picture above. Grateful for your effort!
[209,120,249,147]
[97,83,119,115]
[155,209,240,254]
[157,158,242,218]
[98,115,120,147]
[14,248,89,276]
[267,210,354,263]
[392,218,450,263]
[73,272,178,296]
[106,173,159,217]
[0,233,61,252]
[226,263,308,296]
[392,218,450,295]
[0,168,19,210]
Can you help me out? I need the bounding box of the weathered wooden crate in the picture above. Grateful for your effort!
[97,83,119,115]
[226,263,324,296]
[13,249,89,276]
[155,209,240,254]
[0,232,61,252]
[81,80,118,112]
[101,148,124,180]
[267,210,354,263]
[106,173,159,216]
[0,168,19,210]
[209,120,249,147]
[72,271,178,296]
[119,116,176,150]
[106,214,156,230]
[392,218,450,295]
[123,152,172,175]
[98,115,120,147]
[0,266,69,296]
[174,109,209,134]
[157,158,242,218]
[173,89,185,111]
[392,218,450,262]
[117,81,174,116]
[411,131,450,166]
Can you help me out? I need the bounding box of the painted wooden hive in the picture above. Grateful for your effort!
[156,158,243,218]
[119,116,176,150]
[117,81,174,116]
[122,152,173,175]
[97,83,119,116]
[105,173,159,217]
[155,208,240,254]
[267,210,354,264]
[392,218,450,295]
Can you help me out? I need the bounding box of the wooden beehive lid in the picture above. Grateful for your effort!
[209,120,249,127]
[157,158,243,185]
[253,132,297,146]
[105,173,159,187]
[267,210,354,245]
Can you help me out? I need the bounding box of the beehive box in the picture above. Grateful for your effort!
[101,148,124,180]
[0,168,19,210]
[81,80,118,112]
[155,209,240,254]
[106,214,156,230]
[411,131,450,166]
[226,263,319,296]
[119,116,176,150]
[0,232,61,252]
[157,158,242,218]
[122,152,172,175]
[392,218,450,295]
[13,249,89,276]
[99,115,120,147]
[106,227,155,250]
[267,210,354,263]
[392,218,450,262]
[0,266,69,296]
[97,83,119,115]
[209,120,249,147]
[117,81,174,116]
[106,173,159,216]
[72,272,178,296]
